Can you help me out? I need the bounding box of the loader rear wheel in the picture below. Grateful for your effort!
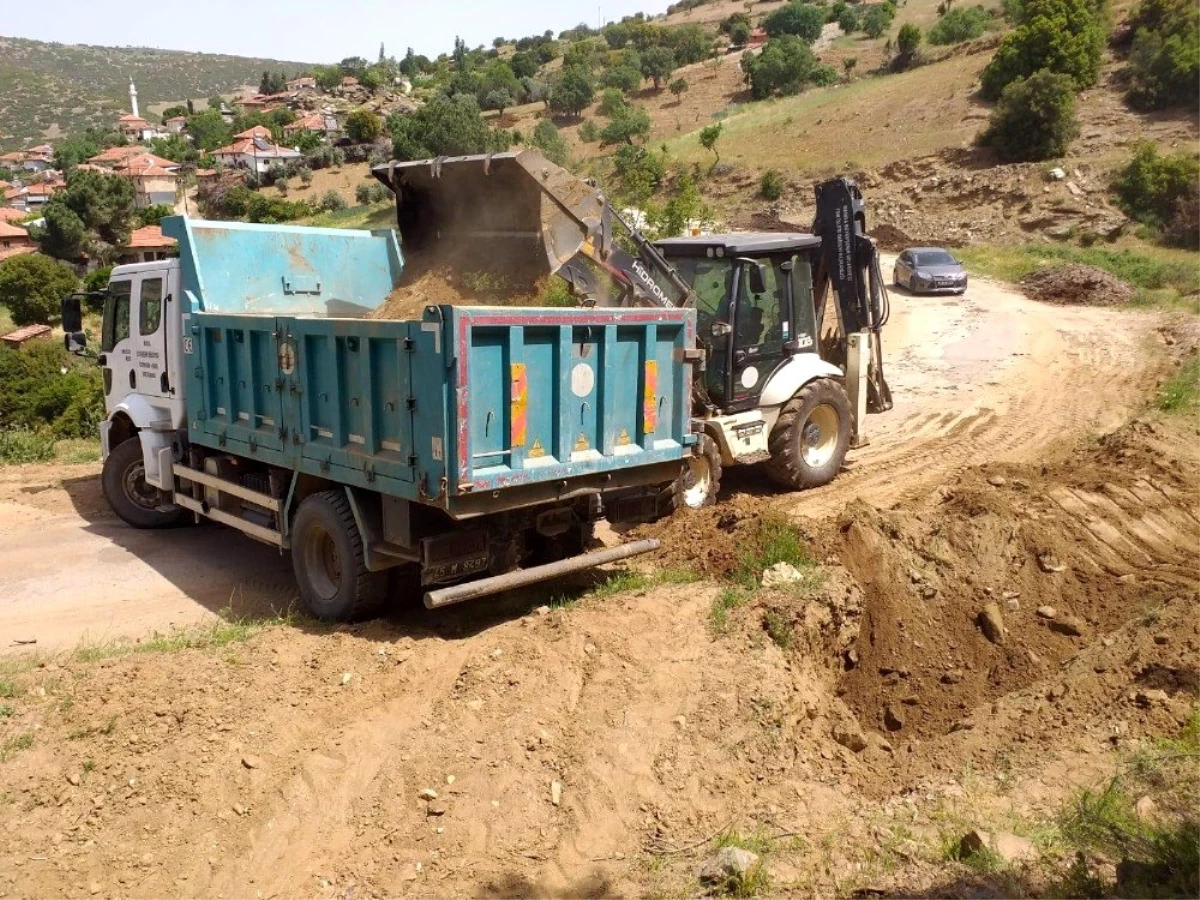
[292,491,388,622]
[765,379,852,490]
[102,437,187,529]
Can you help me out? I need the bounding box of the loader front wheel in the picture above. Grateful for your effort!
[292,491,388,622]
[765,379,852,490]
[102,437,187,529]
[661,434,723,515]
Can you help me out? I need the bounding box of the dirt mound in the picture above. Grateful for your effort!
[1021,264,1136,306]
[369,268,474,320]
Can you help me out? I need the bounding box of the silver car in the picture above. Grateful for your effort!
[893,247,968,295]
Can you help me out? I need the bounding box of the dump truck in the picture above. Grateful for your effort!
[61,217,698,619]
[373,150,893,509]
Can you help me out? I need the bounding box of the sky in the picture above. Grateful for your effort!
[3,0,675,63]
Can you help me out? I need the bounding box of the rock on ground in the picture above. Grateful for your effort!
[762,562,806,589]
[978,602,1006,645]
[697,846,760,884]
[959,829,1037,864]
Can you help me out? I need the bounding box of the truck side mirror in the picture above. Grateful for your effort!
[61,294,83,334]
[65,331,88,354]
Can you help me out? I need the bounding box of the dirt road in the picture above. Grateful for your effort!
[0,266,1165,653]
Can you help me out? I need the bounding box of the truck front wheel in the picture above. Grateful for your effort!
[102,438,187,529]
[765,379,852,490]
[291,491,388,621]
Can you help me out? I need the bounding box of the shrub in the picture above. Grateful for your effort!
[0,429,56,465]
[345,108,383,143]
[700,122,724,165]
[0,253,79,326]
[355,181,390,205]
[1112,142,1200,245]
[980,69,1080,161]
[763,2,826,42]
[669,77,689,102]
[760,169,785,200]
[0,341,103,439]
[928,5,991,43]
[548,66,596,117]
[599,105,651,146]
[245,195,312,223]
[640,46,678,89]
[730,21,753,44]
[598,87,628,117]
[742,35,831,99]
[611,144,666,206]
[1124,0,1199,110]
[297,166,314,186]
[265,161,288,186]
[838,5,862,32]
[979,0,1106,100]
[896,23,923,66]
[862,4,896,37]
[318,190,347,212]
[579,119,601,142]
[531,118,570,166]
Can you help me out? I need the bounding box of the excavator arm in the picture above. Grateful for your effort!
[811,177,894,416]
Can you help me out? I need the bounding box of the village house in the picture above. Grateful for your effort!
[286,76,317,92]
[0,220,36,261]
[211,135,301,175]
[163,116,188,134]
[118,224,177,264]
[0,146,54,173]
[6,181,60,211]
[117,161,179,209]
[283,112,338,139]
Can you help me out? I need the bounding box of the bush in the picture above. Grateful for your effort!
[601,61,644,93]
[862,4,896,37]
[928,5,991,43]
[265,161,288,186]
[0,253,79,326]
[579,119,601,142]
[838,5,862,32]
[896,22,923,66]
[1124,0,1199,110]
[598,88,628,117]
[640,46,677,89]
[345,108,383,143]
[0,341,104,440]
[600,105,651,146]
[742,35,832,99]
[389,96,511,160]
[1112,143,1200,245]
[980,69,1080,161]
[297,166,314,186]
[611,144,666,206]
[531,118,570,166]
[669,78,689,101]
[979,0,1106,100]
[355,181,390,205]
[763,2,826,42]
[730,21,753,44]
[700,122,724,164]
[0,429,56,465]
[245,195,312,223]
[318,190,348,212]
[548,66,596,117]
[760,169,785,200]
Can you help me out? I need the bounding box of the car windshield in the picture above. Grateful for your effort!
[915,250,958,267]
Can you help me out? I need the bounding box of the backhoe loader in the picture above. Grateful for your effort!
[372,150,893,508]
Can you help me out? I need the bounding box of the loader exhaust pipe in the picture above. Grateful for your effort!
[423,538,661,609]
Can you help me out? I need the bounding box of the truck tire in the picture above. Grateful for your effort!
[661,433,723,514]
[765,379,852,490]
[292,490,388,622]
[101,437,187,529]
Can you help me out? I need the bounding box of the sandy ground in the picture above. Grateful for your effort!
[0,261,1161,654]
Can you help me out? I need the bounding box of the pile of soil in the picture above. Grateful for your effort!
[1020,264,1136,306]
[368,268,474,321]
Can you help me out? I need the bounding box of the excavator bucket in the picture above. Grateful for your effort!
[371,150,607,280]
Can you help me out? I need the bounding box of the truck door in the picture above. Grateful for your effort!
[130,273,171,401]
[100,278,134,413]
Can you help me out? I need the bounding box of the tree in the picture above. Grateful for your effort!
[53,133,102,171]
[478,59,524,108]
[548,66,595,117]
[0,253,79,326]
[1112,142,1200,242]
[314,65,343,90]
[601,59,644,93]
[928,5,991,43]
[640,46,677,90]
[511,51,539,79]
[598,88,629,117]
[259,71,287,95]
[531,118,570,166]
[843,56,859,78]
[979,0,1106,99]
[895,23,923,67]
[760,169,785,200]
[837,6,862,32]
[186,109,232,152]
[345,108,383,143]
[862,5,895,37]
[134,204,176,227]
[484,89,516,116]
[742,35,836,99]
[36,169,135,263]
[160,105,188,122]
[360,66,384,90]
[318,190,347,212]
[599,105,651,145]
[730,20,753,44]
[669,24,717,64]
[699,122,723,166]
[980,69,1080,161]
[763,2,826,42]
[579,119,601,142]
[669,77,689,102]
[720,12,752,34]
[207,95,224,110]
[1123,0,1199,110]
[389,96,511,161]
[35,204,88,262]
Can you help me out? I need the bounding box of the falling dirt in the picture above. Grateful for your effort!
[369,268,475,321]
[1020,264,1136,306]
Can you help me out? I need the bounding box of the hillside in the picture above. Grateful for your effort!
[0,36,311,149]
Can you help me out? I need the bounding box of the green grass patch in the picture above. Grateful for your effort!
[0,733,33,763]
[710,586,750,633]
[73,610,287,663]
[303,201,394,230]
[957,242,1200,309]
[586,567,698,600]
[0,680,23,700]
[0,428,56,465]
[732,515,816,591]
[0,705,12,719]
[1157,353,1199,415]
[53,438,102,464]
[762,610,794,650]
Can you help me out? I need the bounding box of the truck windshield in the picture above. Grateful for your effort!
[668,257,734,332]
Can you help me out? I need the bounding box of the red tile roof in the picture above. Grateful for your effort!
[23,183,57,196]
[118,114,150,125]
[87,145,146,165]
[0,221,29,238]
[0,207,26,222]
[125,225,177,250]
[234,125,272,139]
[124,165,177,178]
[114,152,178,171]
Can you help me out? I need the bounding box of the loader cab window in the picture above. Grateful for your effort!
[102,280,132,352]
[669,256,734,332]
[735,257,786,358]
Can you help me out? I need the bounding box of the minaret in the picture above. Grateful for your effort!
[129,78,139,119]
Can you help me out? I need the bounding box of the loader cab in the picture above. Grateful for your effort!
[655,234,822,412]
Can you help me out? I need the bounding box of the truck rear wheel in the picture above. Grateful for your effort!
[102,438,187,529]
[765,379,852,490]
[661,434,722,514]
[291,490,388,622]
